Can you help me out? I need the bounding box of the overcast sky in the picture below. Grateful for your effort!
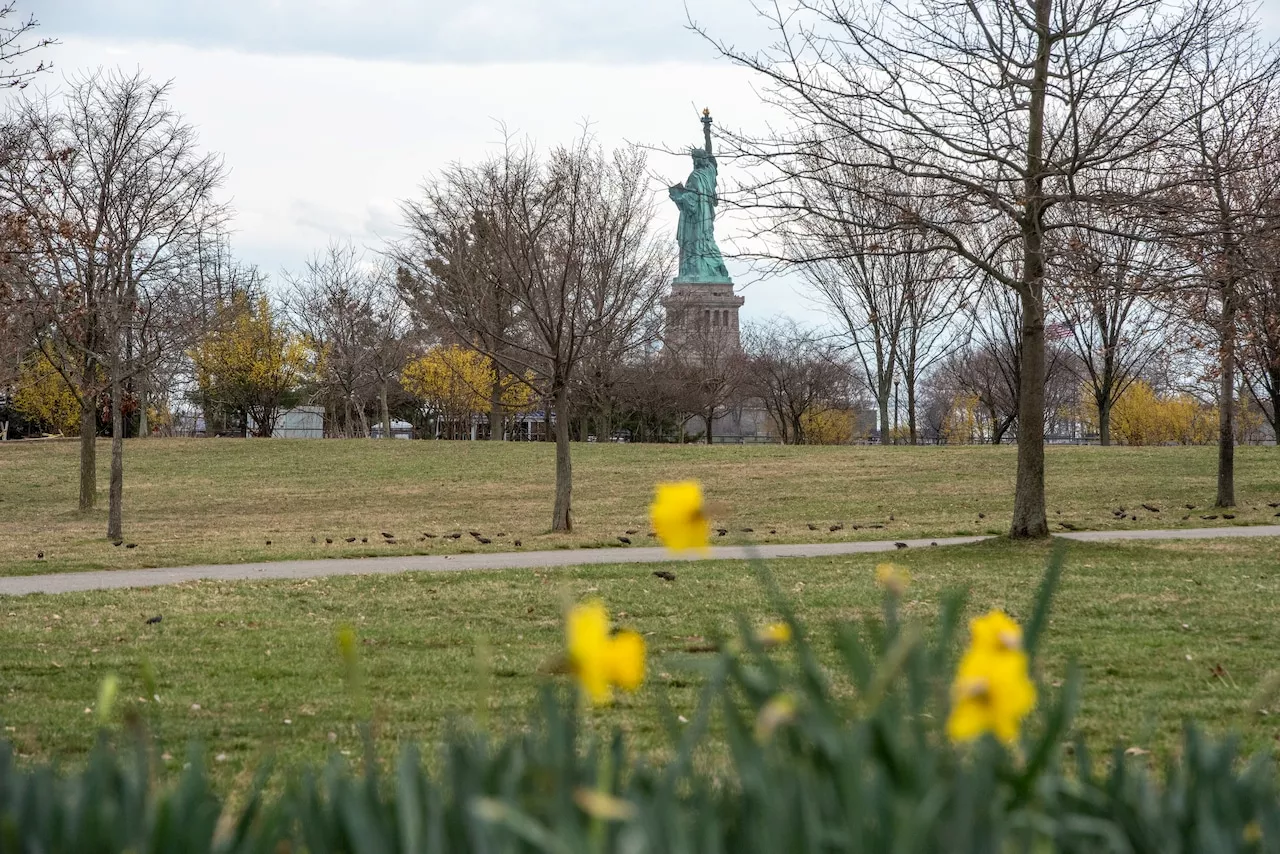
[20,0,827,325]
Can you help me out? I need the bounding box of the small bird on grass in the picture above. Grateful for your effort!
[1222,514,1235,520]
[807,523,818,531]
[422,532,437,539]
[930,541,938,546]
[1201,515,1219,520]
[716,528,728,536]
[894,542,908,549]
[653,571,676,581]
[381,532,395,540]
[1267,501,1280,508]
[769,529,777,535]
[1142,504,1160,513]
[310,536,316,544]
[386,539,398,545]
[36,551,44,559]
[345,537,356,543]
[112,540,122,547]
[360,537,368,543]
[514,539,522,546]
[1059,522,1079,531]
[1186,503,1197,509]
[325,538,333,544]
[468,531,483,538]
[618,536,631,545]
[476,537,491,544]
[625,529,638,535]
[1182,515,1191,520]
[977,512,985,519]
[447,533,462,539]
[741,527,753,533]
[125,543,136,549]
[829,524,843,532]
[265,540,272,545]
[145,615,162,625]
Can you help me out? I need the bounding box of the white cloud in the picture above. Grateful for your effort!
[36,0,773,64]
[17,35,825,325]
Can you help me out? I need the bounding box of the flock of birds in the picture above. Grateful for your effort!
[31,502,1280,564]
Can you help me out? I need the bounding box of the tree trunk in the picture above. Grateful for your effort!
[1010,0,1051,540]
[108,372,124,541]
[705,408,714,445]
[136,388,148,438]
[906,379,918,445]
[1267,365,1280,439]
[1011,287,1048,538]
[1216,282,1236,507]
[878,392,890,444]
[1098,398,1111,446]
[552,382,573,532]
[380,382,392,439]
[489,375,503,441]
[78,396,97,511]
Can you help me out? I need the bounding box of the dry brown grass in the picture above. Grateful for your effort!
[0,437,1277,577]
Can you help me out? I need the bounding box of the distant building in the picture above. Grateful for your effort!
[369,418,414,440]
[248,405,325,439]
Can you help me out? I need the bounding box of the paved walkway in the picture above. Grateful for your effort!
[2,525,1278,597]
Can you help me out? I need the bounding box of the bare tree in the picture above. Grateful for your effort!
[287,242,411,438]
[1161,36,1280,504]
[1241,247,1280,437]
[1049,212,1175,445]
[698,0,1261,536]
[663,315,749,444]
[0,3,53,90]
[0,71,227,539]
[397,134,668,531]
[744,320,853,444]
[785,164,969,443]
[184,228,266,436]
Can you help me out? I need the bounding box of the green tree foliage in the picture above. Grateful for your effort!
[189,296,308,437]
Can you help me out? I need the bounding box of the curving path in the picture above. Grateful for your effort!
[1,525,1278,597]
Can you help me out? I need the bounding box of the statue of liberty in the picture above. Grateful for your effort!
[669,109,730,283]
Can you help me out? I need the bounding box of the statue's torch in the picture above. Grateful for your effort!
[701,108,713,155]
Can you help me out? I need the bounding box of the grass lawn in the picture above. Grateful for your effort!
[1,438,1278,577]
[3,537,1280,788]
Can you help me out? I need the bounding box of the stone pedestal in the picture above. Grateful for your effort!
[661,279,744,353]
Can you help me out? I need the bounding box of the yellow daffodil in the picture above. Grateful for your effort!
[946,610,1036,745]
[754,692,798,743]
[875,562,910,595]
[606,630,646,692]
[967,610,1024,654]
[757,622,793,646]
[566,601,646,705]
[649,481,709,553]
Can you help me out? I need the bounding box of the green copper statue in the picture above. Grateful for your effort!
[669,109,731,283]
